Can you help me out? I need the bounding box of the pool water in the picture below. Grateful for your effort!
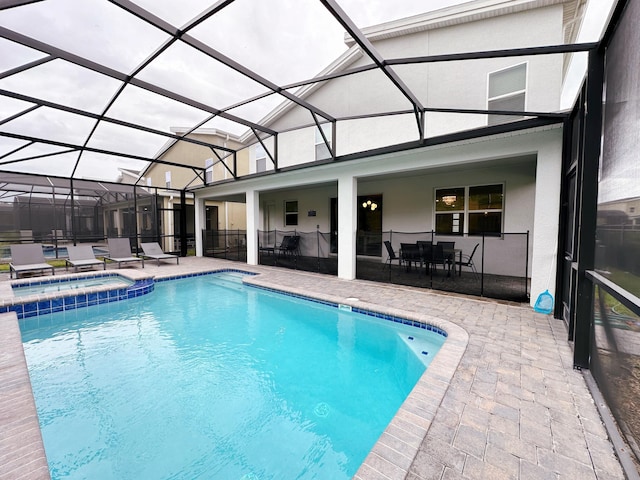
[42,246,108,259]
[21,273,446,480]
[12,275,133,297]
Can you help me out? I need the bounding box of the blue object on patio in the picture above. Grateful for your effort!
[534,289,554,314]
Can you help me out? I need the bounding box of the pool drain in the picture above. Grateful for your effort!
[314,402,330,417]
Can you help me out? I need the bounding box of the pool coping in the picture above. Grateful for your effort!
[0,268,468,480]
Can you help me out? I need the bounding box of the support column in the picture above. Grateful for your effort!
[179,190,187,257]
[338,175,357,280]
[530,130,563,307]
[246,189,260,266]
[194,195,205,257]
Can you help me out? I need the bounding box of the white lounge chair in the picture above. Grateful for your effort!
[104,238,144,269]
[140,242,179,266]
[65,245,106,272]
[9,243,55,279]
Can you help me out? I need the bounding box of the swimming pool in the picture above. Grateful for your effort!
[20,272,446,479]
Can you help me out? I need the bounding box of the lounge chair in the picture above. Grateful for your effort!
[65,245,106,272]
[104,238,144,269]
[9,243,55,279]
[140,242,179,266]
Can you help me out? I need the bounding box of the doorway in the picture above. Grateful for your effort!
[329,195,383,256]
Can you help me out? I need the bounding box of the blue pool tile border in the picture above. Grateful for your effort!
[250,283,448,338]
[1,277,155,320]
[154,268,257,283]
[4,268,446,338]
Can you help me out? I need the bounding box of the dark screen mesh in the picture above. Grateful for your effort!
[591,0,640,465]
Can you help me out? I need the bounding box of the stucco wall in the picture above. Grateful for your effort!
[256,158,536,276]
[265,4,564,166]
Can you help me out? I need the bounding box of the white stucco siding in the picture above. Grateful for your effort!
[259,185,336,232]
[276,128,314,169]
[336,115,420,156]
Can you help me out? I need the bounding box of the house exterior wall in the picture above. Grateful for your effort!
[147,132,247,189]
[260,4,564,168]
[144,131,249,242]
[256,158,536,276]
[260,184,337,233]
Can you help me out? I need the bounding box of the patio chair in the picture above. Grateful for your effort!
[417,241,434,274]
[400,243,421,271]
[277,235,300,257]
[436,241,455,250]
[383,241,402,269]
[9,243,55,279]
[455,243,479,278]
[431,243,452,275]
[140,242,179,266]
[65,245,106,272]
[104,238,144,269]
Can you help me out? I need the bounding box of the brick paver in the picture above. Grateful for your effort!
[0,258,626,479]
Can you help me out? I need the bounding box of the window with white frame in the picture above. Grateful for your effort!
[165,171,171,189]
[205,158,214,183]
[284,200,298,226]
[435,184,504,236]
[315,123,332,161]
[487,63,527,126]
[435,187,465,235]
[255,143,267,173]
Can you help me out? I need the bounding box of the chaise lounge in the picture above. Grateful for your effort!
[9,243,55,279]
[65,245,106,272]
[104,238,144,269]
[140,242,179,266]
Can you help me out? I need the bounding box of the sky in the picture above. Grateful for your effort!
[0,0,618,182]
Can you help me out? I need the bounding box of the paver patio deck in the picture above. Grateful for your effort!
[0,257,625,479]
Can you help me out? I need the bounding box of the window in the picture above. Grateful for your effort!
[315,124,332,161]
[255,144,266,173]
[165,171,171,189]
[435,184,503,236]
[284,200,298,226]
[435,187,465,235]
[488,63,526,126]
[205,158,214,183]
[468,184,504,235]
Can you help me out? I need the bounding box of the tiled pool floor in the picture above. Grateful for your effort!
[0,257,625,480]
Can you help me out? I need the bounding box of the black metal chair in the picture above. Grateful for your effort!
[383,241,402,270]
[431,243,452,275]
[436,241,456,275]
[277,235,300,257]
[400,243,421,271]
[455,243,480,278]
[417,241,434,274]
